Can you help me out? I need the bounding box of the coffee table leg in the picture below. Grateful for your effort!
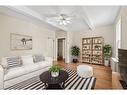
[44,83,47,89]
[61,82,65,89]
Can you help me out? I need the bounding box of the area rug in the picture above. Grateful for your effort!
[5,68,96,90]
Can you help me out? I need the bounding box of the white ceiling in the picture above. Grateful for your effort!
[0,6,120,32]
[84,6,120,27]
[27,6,120,31]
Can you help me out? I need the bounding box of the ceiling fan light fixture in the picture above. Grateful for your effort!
[59,22,63,25]
[59,15,63,20]
[66,20,70,24]
[57,14,71,25]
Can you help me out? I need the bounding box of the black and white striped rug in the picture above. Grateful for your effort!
[5,68,96,90]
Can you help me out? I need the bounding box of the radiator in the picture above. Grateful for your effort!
[111,57,119,72]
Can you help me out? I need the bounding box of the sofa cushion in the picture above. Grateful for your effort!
[24,61,51,73]
[4,61,51,81]
[4,65,28,81]
[33,54,45,63]
[21,55,34,65]
[35,61,51,67]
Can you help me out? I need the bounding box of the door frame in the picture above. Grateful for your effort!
[56,38,66,62]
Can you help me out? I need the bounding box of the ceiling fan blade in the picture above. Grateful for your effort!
[66,17,71,20]
[46,17,60,22]
[44,14,58,17]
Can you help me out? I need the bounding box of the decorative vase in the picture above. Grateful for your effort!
[104,60,109,66]
[73,59,78,63]
[51,71,59,77]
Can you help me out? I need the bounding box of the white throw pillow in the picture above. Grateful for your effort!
[21,55,34,65]
[1,58,9,69]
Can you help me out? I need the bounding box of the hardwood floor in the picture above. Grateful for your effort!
[54,61,112,89]
[112,72,123,89]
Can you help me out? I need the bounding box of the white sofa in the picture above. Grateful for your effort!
[0,55,53,89]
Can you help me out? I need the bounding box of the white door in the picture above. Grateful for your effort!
[47,38,54,59]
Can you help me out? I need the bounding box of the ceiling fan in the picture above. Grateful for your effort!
[46,13,75,25]
[56,14,71,25]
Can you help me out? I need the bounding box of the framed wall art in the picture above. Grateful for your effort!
[10,33,32,50]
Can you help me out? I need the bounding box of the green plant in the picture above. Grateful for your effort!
[103,44,112,60]
[71,46,80,57]
[49,65,61,72]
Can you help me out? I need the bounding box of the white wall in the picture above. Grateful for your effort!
[0,13,56,61]
[66,31,73,63]
[72,25,114,61]
[113,7,127,58]
[56,30,67,39]
[120,7,127,49]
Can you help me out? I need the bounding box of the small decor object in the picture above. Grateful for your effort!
[71,46,80,63]
[10,33,32,50]
[49,65,61,77]
[103,44,112,66]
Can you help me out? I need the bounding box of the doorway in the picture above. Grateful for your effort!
[57,38,65,61]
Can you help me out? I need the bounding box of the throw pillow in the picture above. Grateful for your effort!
[1,58,9,69]
[33,54,45,63]
[6,56,22,69]
[21,55,34,65]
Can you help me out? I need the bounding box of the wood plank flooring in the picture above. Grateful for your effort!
[112,72,123,89]
[54,61,112,89]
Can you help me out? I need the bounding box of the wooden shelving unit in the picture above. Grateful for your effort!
[82,37,104,65]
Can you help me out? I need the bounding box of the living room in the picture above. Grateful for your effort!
[0,6,127,91]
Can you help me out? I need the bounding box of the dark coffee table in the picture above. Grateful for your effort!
[40,70,69,89]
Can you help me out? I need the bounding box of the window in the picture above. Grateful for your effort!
[116,18,121,59]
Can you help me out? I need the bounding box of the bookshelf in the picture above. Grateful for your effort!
[82,37,104,65]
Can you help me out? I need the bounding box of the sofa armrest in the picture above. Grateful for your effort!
[45,57,53,66]
[0,65,4,89]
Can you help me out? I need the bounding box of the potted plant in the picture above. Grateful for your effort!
[71,46,80,63]
[103,44,112,66]
[49,65,61,77]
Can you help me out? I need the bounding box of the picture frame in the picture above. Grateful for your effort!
[10,33,32,50]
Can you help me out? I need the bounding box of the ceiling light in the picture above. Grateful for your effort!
[57,14,71,25]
